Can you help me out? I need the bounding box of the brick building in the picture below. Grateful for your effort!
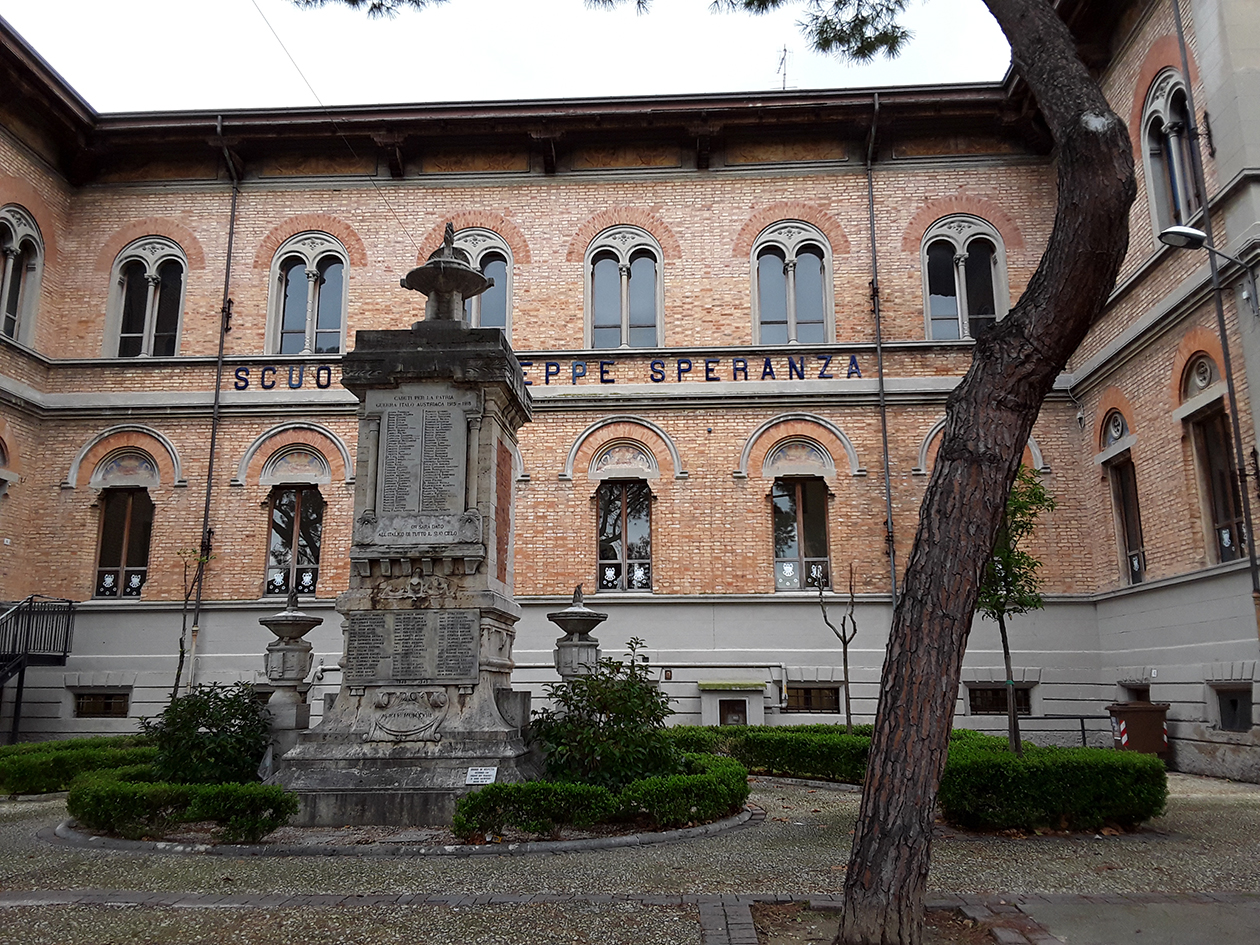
[2,1,1259,777]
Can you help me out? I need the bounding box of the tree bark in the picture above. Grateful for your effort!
[836,2,1136,943]
[998,614,1022,756]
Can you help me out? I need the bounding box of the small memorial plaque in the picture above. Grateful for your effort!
[343,609,480,685]
[465,766,498,785]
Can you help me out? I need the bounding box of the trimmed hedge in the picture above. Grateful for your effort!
[665,725,869,784]
[452,753,750,838]
[0,744,158,794]
[938,731,1168,831]
[663,725,1167,831]
[67,766,299,843]
[0,734,150,758]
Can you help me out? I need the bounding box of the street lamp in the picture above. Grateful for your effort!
[1158,226,1260,318]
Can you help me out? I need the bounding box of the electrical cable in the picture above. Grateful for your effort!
[247,0,421,256]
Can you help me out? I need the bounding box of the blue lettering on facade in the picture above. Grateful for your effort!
[677,358,692,382]
[704,358,720,381]
[260,365,277,390]
[572,361,588,383]
[545,361,561,385]
[847,354,862,378]
[650,359,666,382]
[732,358,748,381]
[288,365,304,389]
[233,367,250,390]
[599,360,615,384]
[315,364,333,388]
[519,360,533,385]
[816,355,834,379]
[761,358,775,380]
[787,356,805,380]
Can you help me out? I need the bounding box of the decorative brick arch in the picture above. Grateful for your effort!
[1129,35,1201,160]
[561,416,685,481]
[94,218,206,272]
[252,214,368,270]
[913,416,1046,474]
[900,194,1026,253]
[1094,386,1138,450]
[417,212,532,264]
[65,426,184,490]
[565,208,681,262]
[0,416,22,477]
[732,202,851,259]
[0,176,58,269]
[233,422,353,487]
[738,413,864,479]
[1171,326,1226,404]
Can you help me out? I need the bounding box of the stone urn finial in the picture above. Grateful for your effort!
[258,590,324,755]
[399,219,494,323]
[548,585,606,680]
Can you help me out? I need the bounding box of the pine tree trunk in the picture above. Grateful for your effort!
[836,2,1136,943]
[998,614,1022,756]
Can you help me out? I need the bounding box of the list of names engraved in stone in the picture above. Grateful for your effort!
[379,410,420,513]
[436,611,478,678]
[345,613,387,683]
[420,408,458,512]
[392,612,429,679]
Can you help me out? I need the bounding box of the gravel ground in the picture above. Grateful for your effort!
[0,902,699,945]
[0,772,1256,944]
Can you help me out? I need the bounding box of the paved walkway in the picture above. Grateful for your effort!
[1,772,1257,944]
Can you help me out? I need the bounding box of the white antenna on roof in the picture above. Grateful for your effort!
[777,45,789,91]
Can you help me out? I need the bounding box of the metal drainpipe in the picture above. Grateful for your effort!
[866,93,899,608]
[187,116,240,684]
[1170,1,1260,621]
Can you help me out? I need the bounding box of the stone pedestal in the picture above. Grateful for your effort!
[272,312,536,826]
[258,592,322,757]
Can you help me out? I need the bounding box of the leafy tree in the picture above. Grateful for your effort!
[977,466,1056,756]
[530,638,682,790]
[298,3,1138,942]
[143,683,272,784]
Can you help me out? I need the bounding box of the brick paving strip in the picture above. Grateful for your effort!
[4,889,1259,945]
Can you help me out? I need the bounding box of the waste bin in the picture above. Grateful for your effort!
[1106,701,1170,761]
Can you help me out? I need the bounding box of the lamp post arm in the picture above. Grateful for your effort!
[1202,245,1260,319]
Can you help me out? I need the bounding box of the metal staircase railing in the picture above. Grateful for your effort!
[0,595,76,743]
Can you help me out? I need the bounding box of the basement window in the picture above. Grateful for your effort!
[1216,687,1252,733]
[967,685,1030,716]
[786,685,841,713]
[73,691,130,719]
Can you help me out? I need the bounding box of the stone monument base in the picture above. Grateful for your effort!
[279,727,541,827]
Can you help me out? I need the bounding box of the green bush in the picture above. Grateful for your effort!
[0,745,157,794]
[451,753,750,838]
[0,734,150,759]
[67,767,298,843]
[531,638,683,791]
[938,732,1168,831]
[618,754,751,828]
[664,725,868,784]
[453,780,616,837]
[143,683,271,784]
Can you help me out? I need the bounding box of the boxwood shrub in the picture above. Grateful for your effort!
[452,753,750,838]
[0,743,158,794]
[0,734,150,758]
[938,731,1168,831]
[663,725,1166,831]
[67,766,298,843]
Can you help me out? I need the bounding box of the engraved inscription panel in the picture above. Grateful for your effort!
[366,385,481,547]
[343,609,480,685]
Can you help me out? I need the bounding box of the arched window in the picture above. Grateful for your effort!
[772,477,830,591]
[0,204,43,346]
[268,232,349,355]
[597,478,652,592]
[751,221,833,345]
[921,216,1008,341]
[584,226,663,349]
[1143,69,1200,232]
[106,237,187,358]
[91,449,159,598]
[1100,410,1145,585]
[266,486,325,596]
[455,228,513,335]
[1180,354,1245,563]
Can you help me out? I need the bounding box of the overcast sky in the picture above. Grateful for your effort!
[0,0,1011,113]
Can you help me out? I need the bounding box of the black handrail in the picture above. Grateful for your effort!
[0,595,75,660]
